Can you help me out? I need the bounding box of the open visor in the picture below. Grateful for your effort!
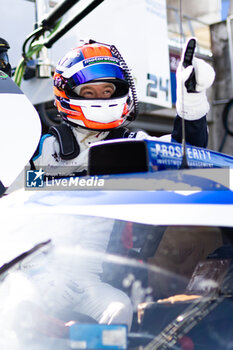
[65,78,129,99]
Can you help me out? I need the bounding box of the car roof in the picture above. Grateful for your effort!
[1,168,233,227]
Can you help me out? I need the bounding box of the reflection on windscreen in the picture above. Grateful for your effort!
[0,214,232,350]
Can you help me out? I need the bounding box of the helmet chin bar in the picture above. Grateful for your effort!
[65,115,126,131]
[69,95,127,121]
[56,94,129,131]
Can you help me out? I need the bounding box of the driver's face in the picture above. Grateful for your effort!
[78,82,116,99]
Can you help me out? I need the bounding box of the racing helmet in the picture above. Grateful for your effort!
[0,38,11,76]
[53,41,138,130]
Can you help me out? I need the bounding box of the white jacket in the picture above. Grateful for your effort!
[33,126,169,177]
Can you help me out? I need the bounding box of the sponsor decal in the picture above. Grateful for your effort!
[83,56,119,67]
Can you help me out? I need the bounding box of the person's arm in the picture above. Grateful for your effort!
[31,134,55,169]
[172,115,208,148]
[172,38,215,148]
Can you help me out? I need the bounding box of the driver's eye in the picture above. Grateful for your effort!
[81,90,95,98]
[103,89,114,96]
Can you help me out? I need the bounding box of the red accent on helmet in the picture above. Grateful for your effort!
[56,99,126,130]
[81,45,112,59]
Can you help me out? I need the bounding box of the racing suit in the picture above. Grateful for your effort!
[32,114,208,177]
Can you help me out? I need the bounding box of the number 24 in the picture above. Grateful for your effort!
[146,73,169,101]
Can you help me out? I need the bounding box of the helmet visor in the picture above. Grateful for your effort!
[71,63,126,86]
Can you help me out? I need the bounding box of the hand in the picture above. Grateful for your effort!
[176,37,215,120]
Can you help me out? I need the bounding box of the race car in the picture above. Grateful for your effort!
[1,158,233,350]
[1,49,233,350]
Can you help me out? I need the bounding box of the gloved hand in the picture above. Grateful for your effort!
[176,38,215,120]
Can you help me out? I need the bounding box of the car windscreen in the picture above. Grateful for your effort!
[0,213,232,350]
